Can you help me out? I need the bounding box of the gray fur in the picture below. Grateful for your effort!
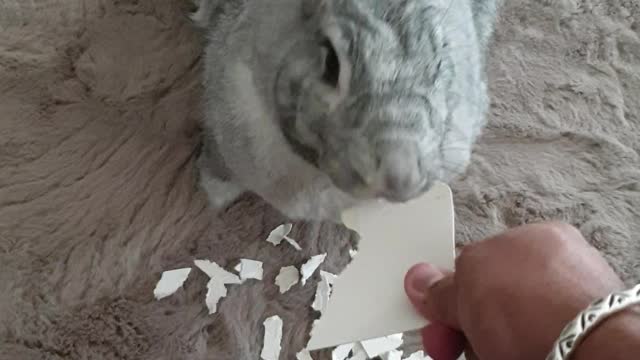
[194,0,499,220]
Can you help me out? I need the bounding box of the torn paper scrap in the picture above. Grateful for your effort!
[194,260,241,314]
[300,253,327,285]
[403,351,431,360]
[284,236,303,250]
[332,343,355,360]
[403,351,429,360]
[153,268,192,300]
[312,271,338,315]
[360,333,404,358]
[311,275,331,314]
[194,259,241,284]
[275,265,299,293]
[347,352,367,360]
[319,270,338,285]
[261,315,283,360]
[205,278,229,314]
[347,343,368,360]
[382,350,403,360]
[266,223,302,250]
[296,349,314,360]
[234,259,264,281]
[267,224,292,246]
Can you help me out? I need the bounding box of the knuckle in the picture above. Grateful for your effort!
[455,242,481,271]
[534,221,583,244]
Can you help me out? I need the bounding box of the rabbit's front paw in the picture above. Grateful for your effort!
[199,174,244,210]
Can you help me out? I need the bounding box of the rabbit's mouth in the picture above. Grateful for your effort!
[278,115,376,199]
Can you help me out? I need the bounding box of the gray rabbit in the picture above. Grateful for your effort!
[193,0,499,220]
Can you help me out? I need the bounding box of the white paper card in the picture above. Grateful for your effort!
[306,182,455,350]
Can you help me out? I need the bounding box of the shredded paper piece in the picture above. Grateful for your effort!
[266,224,292,246]
[153,268,192,300]
[234,259,264,281]
[205,278,228,314]
[194,259,241,314]
[296,349,314,360]
[284,236,303,251]
[266,223,302,250]
[347,352,367,360]
[312,271,337,315]
[331,335,408,360]
[300,253,327,285]
[311,275,331,313]
[261,315,283,360]
[332,343,355,360]
[403,351,431,360]
[319,270,338,284]
[275,265,299,293]
[382,350,403,360]
[347,343,368,360]
[194,259,241,284]
[360,333,404,358]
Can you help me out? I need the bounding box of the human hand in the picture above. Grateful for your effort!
[404,222,625,360]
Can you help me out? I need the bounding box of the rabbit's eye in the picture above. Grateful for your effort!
[321,39,340,87]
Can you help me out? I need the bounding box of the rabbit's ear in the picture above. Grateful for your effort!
[302,0,325,19]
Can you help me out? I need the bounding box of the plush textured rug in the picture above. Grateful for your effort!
[1,0,639,359]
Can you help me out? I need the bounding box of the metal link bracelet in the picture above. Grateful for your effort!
[546,283,640,360]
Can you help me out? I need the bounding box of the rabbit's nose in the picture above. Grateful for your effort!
[376,142,426,202]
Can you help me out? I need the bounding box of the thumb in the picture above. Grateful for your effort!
[404,263,460,328]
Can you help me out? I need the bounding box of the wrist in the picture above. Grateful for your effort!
[573,305,640,360]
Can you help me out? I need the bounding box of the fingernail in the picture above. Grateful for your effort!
[410,263,445,294]
[405,263,446,306]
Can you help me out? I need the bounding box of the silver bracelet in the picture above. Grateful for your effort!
[546,283,640,360]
